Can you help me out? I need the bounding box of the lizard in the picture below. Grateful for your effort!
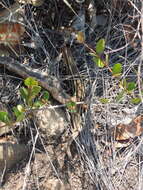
[61,45,86,157]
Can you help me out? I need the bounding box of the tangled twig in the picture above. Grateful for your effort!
[0,57,73,104]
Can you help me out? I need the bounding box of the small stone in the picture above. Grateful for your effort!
[0,143,28,172]
[42,178,71,190]
[34,107,69,140]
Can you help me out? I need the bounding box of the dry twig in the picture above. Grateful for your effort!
[0,57,73,104]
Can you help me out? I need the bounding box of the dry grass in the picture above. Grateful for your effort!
[0,0,143,189]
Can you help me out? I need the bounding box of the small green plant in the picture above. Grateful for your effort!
[0,77,50,126]
[90,38,105,68]
[99,98,109,104]
[96,38,105,55]
[86,39,142,105]
[20,77,42,107]
[130,97,141,104]
[0,111,11,125]
[120,79,136,93]
[88,38,113,73]
[66,101,77,113]
[115,78,141,104]
[112,63,122,77]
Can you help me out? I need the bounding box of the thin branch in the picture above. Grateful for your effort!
[138,1,143,103]
[0,57,73,104]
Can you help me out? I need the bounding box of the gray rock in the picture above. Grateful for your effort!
[34,107,69,139]
[0,143,28,172]
[43,178,71,190]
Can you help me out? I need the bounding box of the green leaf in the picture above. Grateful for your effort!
[0,111,10,124]
[13,107,18,116]
[93,56,105,68]
[130,97,141,105]
[66,101,77,113]
[68,109,77,113]
[20,87,28,101]
[17,105,25,112]
[13,106,25,122]
[24,77,38,87]
[96,38,105,54]
[115,91,125,102]
[42,91,50,101]
[99,98,109,104]
[66,101,76,107]
[127,82,136,91]
[13,107,20,117]
[120,79,127,89]
[30,86,41,99]
[13,105,24,114]
[112,63,122,76]
[16,113,25,122]
[120,80,136,92]
[33,101,44,108]
[105,54,109,64]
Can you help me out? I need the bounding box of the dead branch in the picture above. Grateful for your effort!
[0,57,73,104]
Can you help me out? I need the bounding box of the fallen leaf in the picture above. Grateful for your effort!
[115,124,132,141]
[76,31,85,43]
[0,22,25,46]
[115,115,143,141]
